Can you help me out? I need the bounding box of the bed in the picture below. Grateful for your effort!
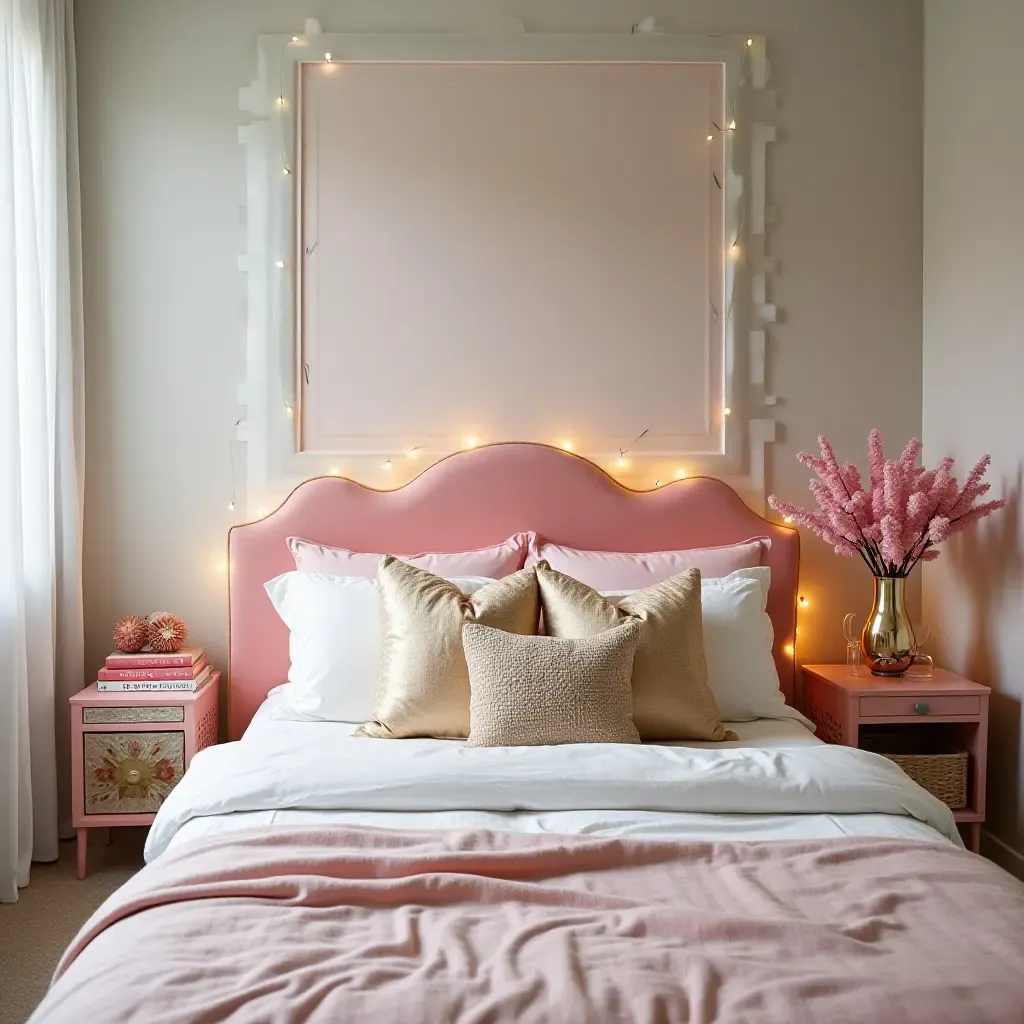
[31,444,1024,1023]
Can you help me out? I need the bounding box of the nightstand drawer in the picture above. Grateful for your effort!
[859,694,981,718]
[83,731,184,815]
[83,705,185,725]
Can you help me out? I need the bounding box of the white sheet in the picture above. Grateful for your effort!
[147,689,960,860]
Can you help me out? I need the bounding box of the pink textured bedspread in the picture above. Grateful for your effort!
[32,827,1024,1023]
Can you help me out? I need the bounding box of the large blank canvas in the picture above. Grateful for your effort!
[299,61,724,455]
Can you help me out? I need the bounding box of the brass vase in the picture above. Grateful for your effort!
[861,576,916,676]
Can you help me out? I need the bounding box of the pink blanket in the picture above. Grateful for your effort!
[32,827,1024,1023]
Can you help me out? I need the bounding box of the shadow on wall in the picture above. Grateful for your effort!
[947,468,1024,844]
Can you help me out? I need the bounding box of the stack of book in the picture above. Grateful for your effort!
[97,647,213,692]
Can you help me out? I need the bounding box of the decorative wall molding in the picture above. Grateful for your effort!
[237,30,779,514]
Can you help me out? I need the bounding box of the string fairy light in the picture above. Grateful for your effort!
[228,418,242,514]
[799,596,809,608]
[329,466,340,476]
[278,34,304,176]
[618,428,649,461]
[675,468,688,479]
[407,446,424,458]
[382,460,392,470]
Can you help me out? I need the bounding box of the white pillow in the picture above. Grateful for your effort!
[264,572,494,722]
[604,567,810,726]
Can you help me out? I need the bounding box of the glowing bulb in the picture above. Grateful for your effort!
[746,37,753,47]
[617,457,628,468]
[783,643,794,657]
[285,405,293,418]
[654,479,662,488]
[324,52,332,62]
[214,560,227,573]
[382,460,392,470]
[799,596,809,608]
[723,407,732,416]
[227,501,235,511]
[729,244,740,260]
[275,260,285,268]
[675,469,687,479]
[291,36,299,42]
[407,447,421,459]
[277,96,285,107]
[257,507,269,519]
[783,515,794,524]
[561,441,573,452]
[465,436,478,448]
[283,167,291,175]
[329,466,340,476]
[707,134,714,141]
[728,119,736,130]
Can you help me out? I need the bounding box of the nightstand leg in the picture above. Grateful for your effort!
[969,822,981,854]
[76,829,88,879]
[102,827,112,846]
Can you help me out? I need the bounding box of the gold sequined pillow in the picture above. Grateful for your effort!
[536,562,735,742]
[463,619,643,748]
[358,556,540,739]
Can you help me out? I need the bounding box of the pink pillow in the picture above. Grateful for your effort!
[525,536,769,590]
[288,533,531,579]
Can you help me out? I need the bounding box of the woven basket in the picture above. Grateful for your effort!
[881,750,968,809]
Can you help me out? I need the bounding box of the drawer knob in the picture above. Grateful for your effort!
[914,700,931,716]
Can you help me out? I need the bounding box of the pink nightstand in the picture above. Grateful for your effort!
[803,664,990,853]
[70,673,219,878]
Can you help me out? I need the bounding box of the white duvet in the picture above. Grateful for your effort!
[146,699,961,860]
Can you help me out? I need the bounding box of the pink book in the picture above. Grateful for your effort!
[104,647,204,670]
[96,666,214,693]
[98,656,208,682]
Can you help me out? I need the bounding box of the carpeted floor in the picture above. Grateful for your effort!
[0,828,146,1023]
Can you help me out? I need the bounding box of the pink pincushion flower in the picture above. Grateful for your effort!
[768,431,1004,578]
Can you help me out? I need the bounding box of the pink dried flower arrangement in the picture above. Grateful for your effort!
[768,430,1004,578]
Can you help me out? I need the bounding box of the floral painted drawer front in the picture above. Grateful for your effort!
[83,732,184,814]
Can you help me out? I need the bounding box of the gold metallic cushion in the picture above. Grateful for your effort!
[358,556,540,739]
[463,619,642,748]
[536,562,735,742]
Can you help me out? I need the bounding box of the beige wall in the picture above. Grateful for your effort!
[76,1,924,693]
[923,0,1024,875]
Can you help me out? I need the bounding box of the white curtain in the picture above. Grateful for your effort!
[0,0,85,903]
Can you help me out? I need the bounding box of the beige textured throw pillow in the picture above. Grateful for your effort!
[358,556,540,739]
[463,619,643,748]
[536,562,735,742]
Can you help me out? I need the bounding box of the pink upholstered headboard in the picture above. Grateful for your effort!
[228,443,799,739]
